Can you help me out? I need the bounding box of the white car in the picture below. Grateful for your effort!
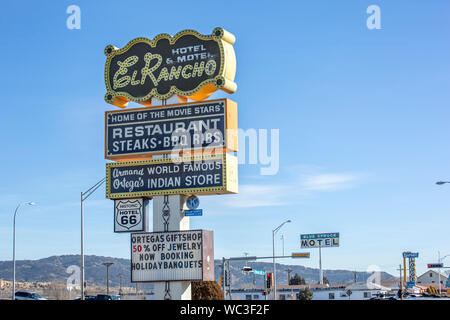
[14,291,47,300]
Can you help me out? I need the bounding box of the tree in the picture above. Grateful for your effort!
[289,273,306,285]
[297,287,313,300]
[191,281,224,300]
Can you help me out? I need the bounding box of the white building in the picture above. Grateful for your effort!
[226,282,392,300]
[416,270,448,287]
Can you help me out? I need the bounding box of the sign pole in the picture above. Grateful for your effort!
[81,192,85,300]
[319,244,323,285]
[403,256,407,285]
[152,195,191,299]
[151,96,191,300]
[227,261,232,300]
[222,258,226,299]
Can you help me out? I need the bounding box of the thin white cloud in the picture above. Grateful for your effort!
[221,184,292,208]
[212,171,363,209]
[300,173,360,191]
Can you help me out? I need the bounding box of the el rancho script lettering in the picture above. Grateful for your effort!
[104,28,237,107]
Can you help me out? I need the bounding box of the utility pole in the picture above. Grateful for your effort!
[102,262,114,295]
[286,268,292,285]
[119,274,123,295]
[397,264,403,300]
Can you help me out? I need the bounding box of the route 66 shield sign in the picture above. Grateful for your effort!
[114,198,149,233]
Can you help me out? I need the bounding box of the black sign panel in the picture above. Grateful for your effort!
[105,99,237,160]
[104,28,237,107]
[106,154,238,198]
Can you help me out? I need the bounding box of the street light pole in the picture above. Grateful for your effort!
[81,177,106,300]
[438,251,441,295]
[435,181,450,296]
[102,262,114,295]
[12,201,35,300]
[437,253,450,295]
[272,220,291,300]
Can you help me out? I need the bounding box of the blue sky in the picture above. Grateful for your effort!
[0,0,450,280]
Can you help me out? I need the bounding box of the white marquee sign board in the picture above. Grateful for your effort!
[131,229,214,282]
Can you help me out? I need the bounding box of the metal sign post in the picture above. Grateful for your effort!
[319,244,323,285]
[152,96,191,300]
[301,233,339,286]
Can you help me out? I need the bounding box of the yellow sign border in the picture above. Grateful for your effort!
[104,27,237,108]
[104,98,238,161]
[106,153,238,198]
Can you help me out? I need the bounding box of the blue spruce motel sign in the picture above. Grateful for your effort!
[300,233,340,248]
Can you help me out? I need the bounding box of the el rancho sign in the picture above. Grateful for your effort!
[104,28,237,108]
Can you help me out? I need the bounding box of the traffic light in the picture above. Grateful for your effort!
[428,263,443,268]
[219,275,223,287]
[266,273,273,289]
[262,291,266,296]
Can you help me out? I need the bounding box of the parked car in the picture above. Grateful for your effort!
[73,295,97,300]
[95,294,120,300]
[14,291,47,300]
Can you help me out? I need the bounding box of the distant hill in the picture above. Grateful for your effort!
[0,255,133,288]
[219,260,396,288]
[0,255,396,288]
